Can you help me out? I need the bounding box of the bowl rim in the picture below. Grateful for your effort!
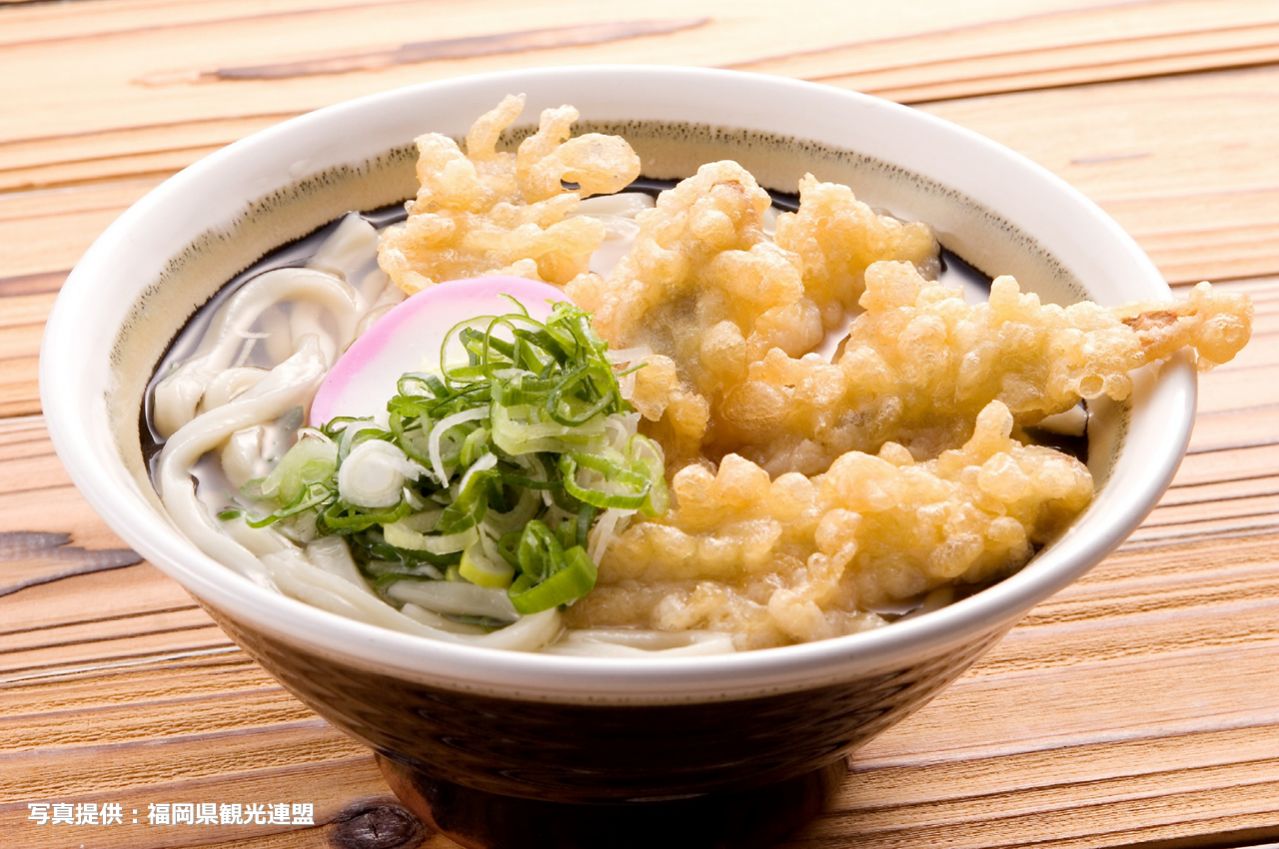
[39,65,1194,704]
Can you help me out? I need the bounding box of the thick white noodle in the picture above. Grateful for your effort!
[428,407,490,484]
[156,338,330,586]
[1036,403,1088,436]
[388,580,519,622]
[286,213,384,365]
[267,551,563,650]
[546,629,736,657]
[308,213,385,303]
[574,193,654,218]
[152,268,361,437]
[603,345,653,364]
[304,536,371,593]
[221,511,293,558]
[201,367,268,413]
[153,201,745,656]
[573,191,654,276]
[399,603,489,634]
[220,425,266,489]
[587,507,631,564]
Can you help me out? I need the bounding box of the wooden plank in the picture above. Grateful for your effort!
[0,749,452,849]
[924,66,1279,286]
[760,5,1279,104]
[0,0,411,40]
[7,67,1279,418]
[2,65,1271,288]
[2,62,1274,344]
[5,2,1279,848]
[0,178,160,280]
[2,0,1277,183]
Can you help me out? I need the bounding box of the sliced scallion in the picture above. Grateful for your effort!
[225,299,665,626]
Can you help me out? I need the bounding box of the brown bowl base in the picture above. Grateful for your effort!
[378,752,848,849]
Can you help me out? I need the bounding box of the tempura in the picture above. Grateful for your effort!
[346,100,1253,648]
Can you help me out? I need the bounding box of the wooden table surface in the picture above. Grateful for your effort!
[3,1,1278,847]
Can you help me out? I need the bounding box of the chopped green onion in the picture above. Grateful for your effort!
[232,299,664,624]
[508,545,598,614]
[258,437,337,503]
[559,451,658,511]
[459,543,515,589]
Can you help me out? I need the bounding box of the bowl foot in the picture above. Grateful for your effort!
[377,754,847,849]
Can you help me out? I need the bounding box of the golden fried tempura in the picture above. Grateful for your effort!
[725,264,1253,474]
[567,402,1093,648]
[568,161,939,463]
[381,100,1255,650]
[775,174,937,327]
[569,161,788,460]
[378,94,641,291]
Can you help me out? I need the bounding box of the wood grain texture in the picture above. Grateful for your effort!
[2,1,1278,848]
[2,0,1276,184]
[4,67,1277,419]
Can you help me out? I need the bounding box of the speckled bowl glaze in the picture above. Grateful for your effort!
[41,67,1194,847]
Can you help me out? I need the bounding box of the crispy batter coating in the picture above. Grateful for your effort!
[378,101,1255,649]
[725,264,1254,474]
[774,174,937,328]
[568,161,790,459]
[378,94,641,292]
[567,402,1093,648]
[567,162,939,463]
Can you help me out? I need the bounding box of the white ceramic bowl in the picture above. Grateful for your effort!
[40,66,1192,834]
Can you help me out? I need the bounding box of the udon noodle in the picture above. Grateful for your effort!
[149,96,1252,654]
[152,202,736,655]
